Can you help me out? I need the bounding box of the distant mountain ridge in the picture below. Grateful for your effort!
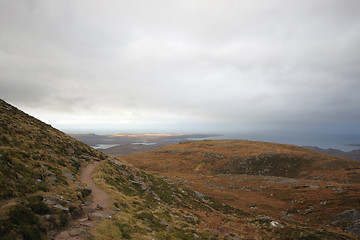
[304,146,360,161]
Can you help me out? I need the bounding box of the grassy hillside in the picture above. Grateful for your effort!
[91,158,250,239]
[123,140,360,182]
[0,99,106,239]
[122,140,360,239]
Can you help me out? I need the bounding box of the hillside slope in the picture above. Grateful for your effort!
[0,99,107,239]
[123,140,360,181]
[122,140,360,239]
[0,100,275,240]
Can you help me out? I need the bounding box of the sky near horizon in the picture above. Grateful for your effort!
[1,1,360,145]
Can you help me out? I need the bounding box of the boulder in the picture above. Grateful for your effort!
[334,209,360,224]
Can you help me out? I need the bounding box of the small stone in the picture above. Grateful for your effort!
[16,173,23,180]
[160,221,170,229]
[78,217,89,222]
[80,222,95,228]
[270,221,284,228]
[304,206,314,215]
[92,211,112,219]
[43,199,56,205]
[194,191,205,201]
[53,204,69,211]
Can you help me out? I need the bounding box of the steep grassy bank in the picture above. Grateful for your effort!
[0,99,105,239]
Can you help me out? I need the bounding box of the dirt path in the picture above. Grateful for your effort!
[80,161,110,208]
[54,161,111,240]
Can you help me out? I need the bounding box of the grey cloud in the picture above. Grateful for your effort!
[1,0,360,141]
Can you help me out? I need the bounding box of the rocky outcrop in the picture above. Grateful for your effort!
[333,209,360,237]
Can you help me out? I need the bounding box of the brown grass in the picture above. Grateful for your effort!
[120,140,360,239]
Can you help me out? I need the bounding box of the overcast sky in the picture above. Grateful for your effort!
[1,0,360,146]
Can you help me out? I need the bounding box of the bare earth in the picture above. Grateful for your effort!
[80,161,110,208]
[54,161,111,240]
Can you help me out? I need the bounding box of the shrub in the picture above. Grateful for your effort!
[59,211,69,226]
[8,205,45,239]
[9,206,39,225]
[27,195,49,214]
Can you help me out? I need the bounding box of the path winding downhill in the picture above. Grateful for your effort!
[55,161,111,240]
[80,161,110,208]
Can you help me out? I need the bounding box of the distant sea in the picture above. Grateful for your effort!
[204,133,360,152]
